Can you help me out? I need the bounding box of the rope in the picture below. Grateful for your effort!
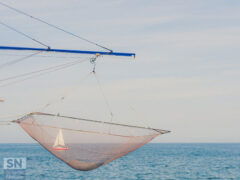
[0,21,50,49]
[129,106,151,129]
[0,59,88,88]
[0,51,41,70]
[0,62,89,122]
[90,59,149,131]
[0,58,85,83]
[0,58,89,123]
[38,71,93,112]
[93,72,114,122]
[0,121,12,125]
[0,60,88,122]
[0,2,112,52]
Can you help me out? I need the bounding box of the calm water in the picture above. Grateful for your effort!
[0,143,240,179]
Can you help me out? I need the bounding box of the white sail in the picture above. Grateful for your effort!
[53,129,66,147]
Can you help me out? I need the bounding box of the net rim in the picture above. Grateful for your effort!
[16,112,171,135]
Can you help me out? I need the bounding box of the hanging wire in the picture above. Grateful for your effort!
[89,55,114,122]
[0,2,113,52]
[0,59,91,122]
[129,106,151,129]
[0,59,89,122]
[0,112,26,120]
[0,21,50,49]
[0,121,12,125]
[0,58,87,83]
[0,51,41,70]
[38,71,93,112]
[93,72,114,122]
[0,58,88,88]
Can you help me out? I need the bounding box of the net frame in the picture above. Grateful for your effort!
[16,112,170,135]
[15,112,170,171]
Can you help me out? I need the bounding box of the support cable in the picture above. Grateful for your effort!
[0,59,88,88]
[0,58,86,83]
[0,60,91,122]
[0,121,12,125]
[0,21,50,49]
[129,106,151,129]
[93,72,114,122]
[38,71,92,112]
[0,2,113,52]
[0,51,41,70]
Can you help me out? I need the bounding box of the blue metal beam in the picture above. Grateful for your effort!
[0,46,136,58]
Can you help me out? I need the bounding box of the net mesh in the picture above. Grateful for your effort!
[17,112,169,171]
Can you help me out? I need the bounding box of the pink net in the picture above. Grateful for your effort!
[17,112,169,171]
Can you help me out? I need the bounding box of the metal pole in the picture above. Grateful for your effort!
[0,46,136,58]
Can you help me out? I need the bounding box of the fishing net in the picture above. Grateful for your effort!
[16,112,169,171]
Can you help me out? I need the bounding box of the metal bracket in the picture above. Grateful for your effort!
[90,53,100,73]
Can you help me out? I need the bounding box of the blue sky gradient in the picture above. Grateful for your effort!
[0,0,240,143]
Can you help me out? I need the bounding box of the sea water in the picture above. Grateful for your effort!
[0,143,240,179]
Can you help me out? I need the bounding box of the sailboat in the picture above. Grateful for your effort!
[53,129,69,150]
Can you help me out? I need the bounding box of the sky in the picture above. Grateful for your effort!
[0,0,240,143]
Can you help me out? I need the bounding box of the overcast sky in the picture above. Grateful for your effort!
[0,0,240,143]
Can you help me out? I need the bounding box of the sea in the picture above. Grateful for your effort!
[0,143,240,180]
